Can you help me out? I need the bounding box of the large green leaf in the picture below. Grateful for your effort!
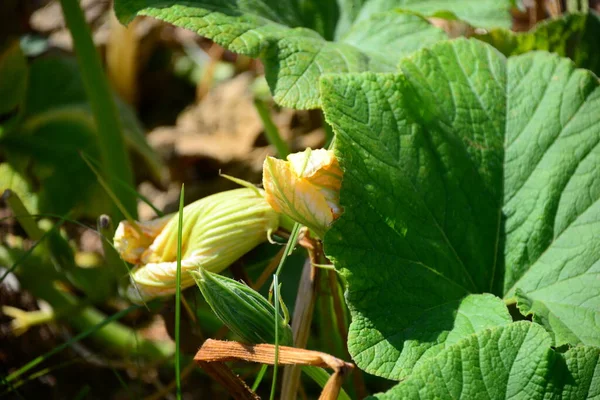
[320,39,600,380]
[375,322,600,399]
[477,12,600,77]
[355,0,512,29]
[501,48,600,347]
[346,294,511,379]
[341,10,447,70]
[114,0,511,109]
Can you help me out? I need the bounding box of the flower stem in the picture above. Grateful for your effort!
[175,184,185,399]
[254,98,290,158]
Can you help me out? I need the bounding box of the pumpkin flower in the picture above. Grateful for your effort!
[262,148,342,239]
[114,188,280,303]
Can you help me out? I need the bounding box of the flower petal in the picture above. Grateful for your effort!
[263,155,333,238]
[114,215,171,264]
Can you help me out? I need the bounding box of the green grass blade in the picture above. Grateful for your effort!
[0,376,26,399]
[175,184,184,399]
[84,153,164,217]
[73,385,91,400]
[301,366,351,400]
[270,274,280,400]
[2,190,43,239]
[80,152,140,233]
[275,223,302,277]
[254,98,290,158]
[111,367,135,399]
[0,219,65,283]
[0,193,69,284]
[5,305,139,383]
[58,0,136,221]
[1,359,79,395]
[251,364,269,391]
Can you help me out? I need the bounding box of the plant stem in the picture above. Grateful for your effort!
[301,367,351,400]
[270,274,281,400]
[281,258,321,400]
[59,0,136,221]
[3,279,172,384]
[175,184,185,399]
[323,122,334,148]
[327,269,367,399]
[254,98,290,158]
[6,246,174,363]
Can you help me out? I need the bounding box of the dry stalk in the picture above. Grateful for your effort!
[327,270,367,399]
[106,9,139,104]
[252,246,285,290]
[194,339,353,400]
[197,359,260,400]
[281,238,321,400]
[144,361,196,400]
[197,42,226,100]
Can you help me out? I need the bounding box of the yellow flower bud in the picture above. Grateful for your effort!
[262,148,342,238]
[114,188,280,303]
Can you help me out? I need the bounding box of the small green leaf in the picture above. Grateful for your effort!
[374,322,600,399]
[477,12,600,76]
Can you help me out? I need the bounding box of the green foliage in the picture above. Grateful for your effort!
[0,52,162,217]
[320,38,600,390]
[374,322,600,399]
[477,12,600,76]
[0,41,28,117]
[114,0,513,109]
[0,163,38,213]
[354,0,513,30]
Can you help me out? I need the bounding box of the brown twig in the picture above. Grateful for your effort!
[252,246,285,290]
[197,360,260,400]
[195,340,348,368]
[144,361,196,400]
[197,42,226,100]
[327,269,367,399]
[106,10,139,104]
[281,238,322,400]
[194,339,353,400]
[230,259,252,285]
[546,0,562,16]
